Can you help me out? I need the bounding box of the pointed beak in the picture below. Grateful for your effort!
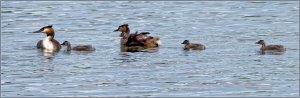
[113,29,119,32]
[255,42,259,44]
[32,30,42,33]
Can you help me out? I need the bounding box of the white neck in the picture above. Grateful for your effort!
[42,36,55,50]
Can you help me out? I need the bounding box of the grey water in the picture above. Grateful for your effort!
[1,1,299,97]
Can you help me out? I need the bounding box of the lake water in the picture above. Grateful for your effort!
[1,1,299,97]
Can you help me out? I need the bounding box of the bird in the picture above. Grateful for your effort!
[61,41,96,51]
[256,40,285,53]
[113,24,160,52]
[32,25,61,52]
[181,40,206,50]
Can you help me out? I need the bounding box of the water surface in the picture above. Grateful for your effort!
[1,1,299,97]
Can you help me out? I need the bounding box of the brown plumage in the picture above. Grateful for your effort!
[182,40,206,50]
[256,40,285,52]
[144,36,160,48]
[32,25,61,52]
[113,24,160,51]
[61,41,95,51]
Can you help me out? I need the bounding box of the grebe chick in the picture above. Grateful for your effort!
[256,40,285,52]
[61,41,96,51]
[181,40,206,50]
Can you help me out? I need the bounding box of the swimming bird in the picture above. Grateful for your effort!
[181,40,206,50]
[256,40,285,53]
[61,41,96,51]
[32,25,61,52]
[113,24,160,50]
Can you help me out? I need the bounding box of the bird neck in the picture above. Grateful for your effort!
[260,43,266,50]
[185,42,191,45]
[66,44,72,51]
[46,33,54,39]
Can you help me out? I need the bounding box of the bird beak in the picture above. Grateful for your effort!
[113,29,119,32]
[32,29,42,33]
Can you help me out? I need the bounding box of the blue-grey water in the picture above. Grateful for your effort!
[1,1,299,97]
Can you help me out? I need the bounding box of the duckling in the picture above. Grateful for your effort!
[32,25,61,52]
[61,41,95,51]
[113,24,160,49]
[256,40,285,52]
[181,40,206,50]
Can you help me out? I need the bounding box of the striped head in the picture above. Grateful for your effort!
[32,25,55,36]
[113,24,130,33]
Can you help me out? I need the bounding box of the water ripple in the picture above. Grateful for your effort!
[1,1,299,97]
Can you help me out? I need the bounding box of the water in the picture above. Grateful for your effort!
[1,1,299,97]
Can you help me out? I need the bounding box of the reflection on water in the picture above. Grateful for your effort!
[119,44,159,52]
[41,49,58,59]
[256,50,286,55]
[61,50,72,55]
[120,44,145,52]
[1,1,299,97]
[118,52,138,63]
[140,48,159,53]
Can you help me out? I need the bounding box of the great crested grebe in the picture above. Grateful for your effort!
[32,25,61,52]
[113,24,160,49]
